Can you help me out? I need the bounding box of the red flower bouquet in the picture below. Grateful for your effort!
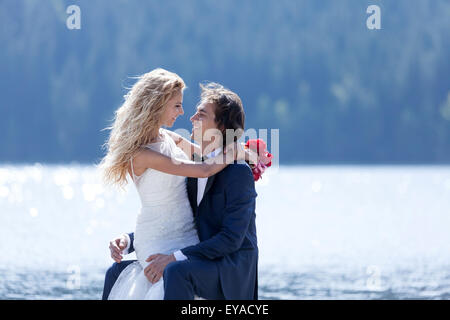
[244,139,273,181]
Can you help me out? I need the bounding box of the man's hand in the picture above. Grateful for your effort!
[144,253,176,284]
[109,235,128,263]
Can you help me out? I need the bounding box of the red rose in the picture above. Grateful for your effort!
[245,139,266,154]
[244,139,273,181]
[245,139,273,167]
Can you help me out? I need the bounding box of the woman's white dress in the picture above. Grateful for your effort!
[108,130,200,299]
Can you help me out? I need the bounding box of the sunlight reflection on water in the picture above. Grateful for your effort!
[1,164,450,299]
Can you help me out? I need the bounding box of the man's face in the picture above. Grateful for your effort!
[190,101,220,145]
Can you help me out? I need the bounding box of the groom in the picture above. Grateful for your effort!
[102,83,258,300]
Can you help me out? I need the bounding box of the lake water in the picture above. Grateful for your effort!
[1,164,449,300]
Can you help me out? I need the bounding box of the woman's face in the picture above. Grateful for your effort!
[160,91,184,127]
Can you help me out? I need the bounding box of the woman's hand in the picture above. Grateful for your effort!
[244,144,258,165]
[223,142,258,164]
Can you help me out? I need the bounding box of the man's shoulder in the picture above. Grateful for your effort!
[222,161,253,180]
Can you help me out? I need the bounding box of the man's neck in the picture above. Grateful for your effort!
[201,141,222,156]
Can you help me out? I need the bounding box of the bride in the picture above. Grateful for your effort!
[99,68,248,299]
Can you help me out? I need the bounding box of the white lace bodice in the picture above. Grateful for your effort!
[108,130,205,299]
[131,129,199,267]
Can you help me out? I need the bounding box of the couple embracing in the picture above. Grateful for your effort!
[100,68,268,300]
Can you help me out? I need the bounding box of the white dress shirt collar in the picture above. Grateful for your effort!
[204,147,222,159]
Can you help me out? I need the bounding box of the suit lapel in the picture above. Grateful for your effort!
[200,174,216,206]
[189,152,216,210]
[187,152,200,216]
[186,177,198,216]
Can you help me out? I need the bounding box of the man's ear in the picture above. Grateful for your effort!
[215,121,224,135]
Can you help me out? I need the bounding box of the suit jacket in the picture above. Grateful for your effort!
[128,161,258,299]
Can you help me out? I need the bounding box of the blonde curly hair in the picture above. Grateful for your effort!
[99,68,185,187]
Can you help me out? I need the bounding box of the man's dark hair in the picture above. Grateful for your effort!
[199,82,245,147]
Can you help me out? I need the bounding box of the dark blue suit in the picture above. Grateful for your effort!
[102,162,258,300]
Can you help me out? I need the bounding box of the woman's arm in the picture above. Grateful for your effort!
[132,147,231,178]
[164,129,258,165]
[163,129,201,160]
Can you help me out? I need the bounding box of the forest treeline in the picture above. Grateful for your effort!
[1,0,449,164]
